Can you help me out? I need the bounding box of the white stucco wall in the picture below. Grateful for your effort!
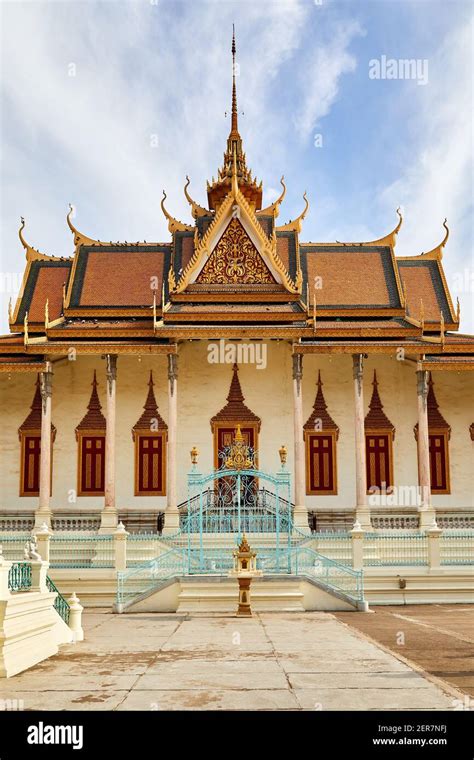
[0,342,472,515]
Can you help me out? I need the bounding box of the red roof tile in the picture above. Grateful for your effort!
[28,266,69,322]
[78,251,166,307]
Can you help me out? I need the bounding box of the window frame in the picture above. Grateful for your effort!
[304,430,338,496]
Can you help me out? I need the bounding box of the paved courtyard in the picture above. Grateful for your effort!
[0,609,466,710]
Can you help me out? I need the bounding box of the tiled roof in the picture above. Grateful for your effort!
[301,246,402,309]
[397,259,452,323]
[304,371,339,436]
[75,371,106,431]
[364,370,395,433]
[69,246,171,308]
[210,363,261,430]
[15,261,72,325]
[132,371,167,434]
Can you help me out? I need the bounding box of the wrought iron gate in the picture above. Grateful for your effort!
[182,431,292,573]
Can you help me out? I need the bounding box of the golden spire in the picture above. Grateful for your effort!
[230,24,239,140]
[207,28,262,211]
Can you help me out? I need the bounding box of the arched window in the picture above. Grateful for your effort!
[365,371,395,492]
[18,376,56,496]
[75,371,106,496]
[132,372,167,496]
[304,371,339,495]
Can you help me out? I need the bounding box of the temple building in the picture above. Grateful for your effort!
[1,32,473,541]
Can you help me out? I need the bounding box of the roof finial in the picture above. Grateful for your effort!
[231,24,239,138]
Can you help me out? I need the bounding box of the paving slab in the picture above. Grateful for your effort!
[0,608,461,711]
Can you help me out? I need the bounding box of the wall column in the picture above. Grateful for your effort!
[99,354,118,533]
[353,354,371,529]
[163,352,180,534]
[34,361,53,530]
[416,366,435,528]
[292,353,309,531]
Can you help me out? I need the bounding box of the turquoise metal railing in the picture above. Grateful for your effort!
[116,541,364,608]
[440,530,474,565]
[50,535,114,568]
[46,575,70,625]
[7,560,70,624]
[8,562,32,592]
[292,546,364,603]
[364,531,428,566]
[116,547,187,611]
[0,533,31,561]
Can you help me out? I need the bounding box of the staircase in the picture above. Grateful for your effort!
[115,534,366,613]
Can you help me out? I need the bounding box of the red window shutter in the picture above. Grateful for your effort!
[365,434,392,491]
[80,435,105,494]
[138,435,164,494]
[429,434,448,492]
[307,434,336,494]
[22,435,41,495]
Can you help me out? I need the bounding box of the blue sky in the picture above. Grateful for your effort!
[1,0,472,331]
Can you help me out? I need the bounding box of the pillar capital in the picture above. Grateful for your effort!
[168,353,178,391]
[352,353,364,392]
[292,354,303,395]
[416,368,429,409]
[39,363,53,413]
[105,354,117,394]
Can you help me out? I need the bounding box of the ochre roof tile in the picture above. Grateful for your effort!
[27,266,70,323]
[78,251,167,307]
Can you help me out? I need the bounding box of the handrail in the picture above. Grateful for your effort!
[8,562,32,592]
[46,575,71,625]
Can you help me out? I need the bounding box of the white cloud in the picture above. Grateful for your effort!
[294,19,364,140]
[379,16,474,331]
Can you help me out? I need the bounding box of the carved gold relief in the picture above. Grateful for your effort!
[196,218,275,285]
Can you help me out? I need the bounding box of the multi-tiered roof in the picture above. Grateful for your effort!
[1,32,473,374]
